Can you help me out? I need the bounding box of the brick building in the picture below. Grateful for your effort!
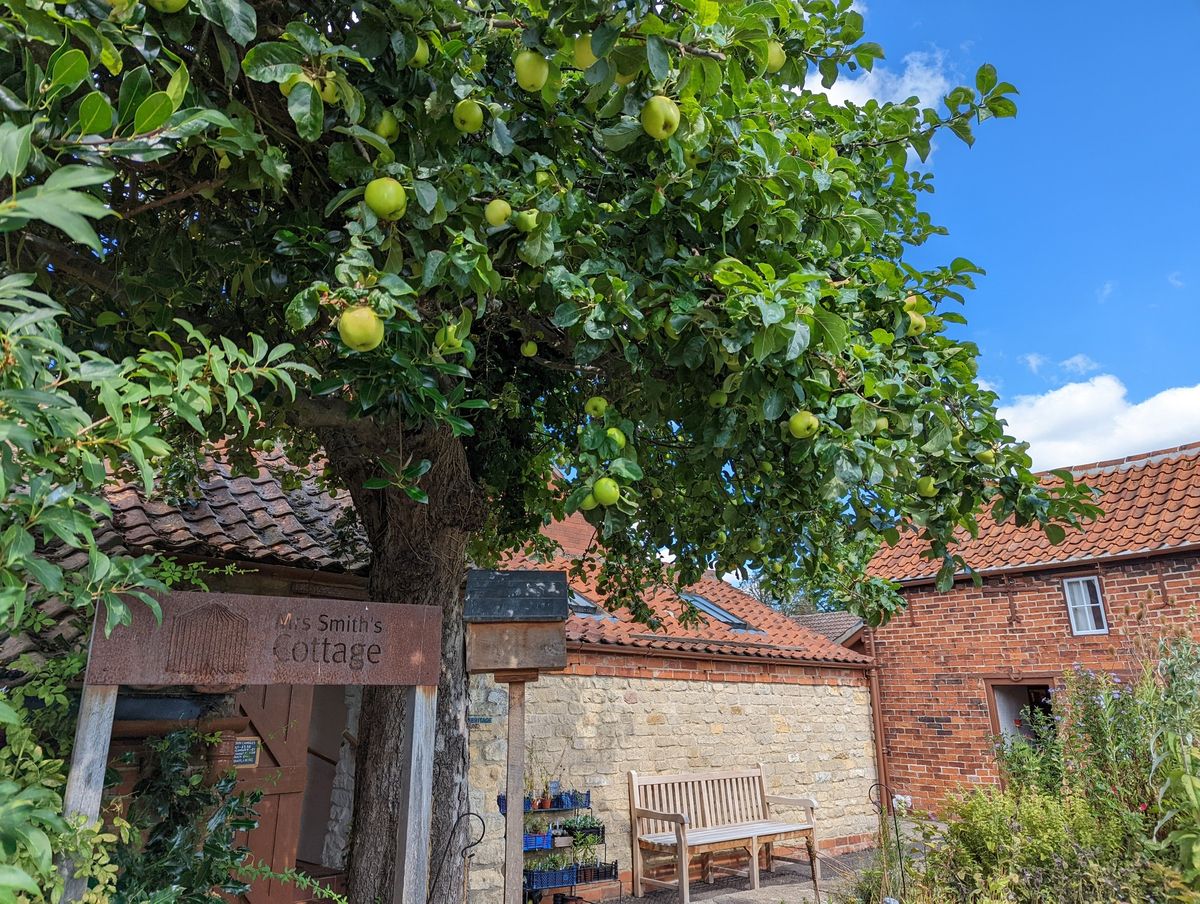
[868,442,1200,809]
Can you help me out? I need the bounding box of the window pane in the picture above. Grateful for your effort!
[1064,579,1105,633]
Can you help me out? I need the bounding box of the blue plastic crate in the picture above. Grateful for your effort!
[524,865,578,890]
[496,793,533,815]
[553,789,591,809]
[522,831,553,852]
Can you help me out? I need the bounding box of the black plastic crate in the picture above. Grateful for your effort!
[575,861,618,885]
[524,865,578,890]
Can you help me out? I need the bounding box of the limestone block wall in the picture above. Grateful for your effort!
[466,650,878,902]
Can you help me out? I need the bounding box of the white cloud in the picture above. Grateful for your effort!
[1019,353,1048,375]
[817,49,951,108]
[1059,353,1100,375]
[1096,280,1116,302]
[1168,271,1185,289]
[998,375,1200,470]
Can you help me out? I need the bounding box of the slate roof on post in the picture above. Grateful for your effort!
[21,450,871,669]
[869,442,1200,584]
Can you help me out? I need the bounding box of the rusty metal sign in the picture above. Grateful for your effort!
[85,591,442,687]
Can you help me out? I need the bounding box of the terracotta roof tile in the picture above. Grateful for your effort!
[869,442,1200,583]
[792,611,865,644]
[92,451,869,667]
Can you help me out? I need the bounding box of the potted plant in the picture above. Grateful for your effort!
[550,818,573,848]
[562,813,605,845]
[572,832,616,883]
[524,852,577,890]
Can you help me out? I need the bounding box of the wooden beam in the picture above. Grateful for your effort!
[392,685,438,904]
[504,680,527,904]
[58,683,118,902]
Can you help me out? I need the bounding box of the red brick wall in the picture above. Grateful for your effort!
[873,551,1200,809]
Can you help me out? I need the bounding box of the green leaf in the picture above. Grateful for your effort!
[286,81,323,141]
[489,117,514,156]
[77,91,113,134]
[0,866,39,895]
[198,0,258,45]
[519,224,554,267]
[0,700,19,725]
[1044,523,1066,545]
[0,123,34,178]
[697,0,719,27]
[552,302,581,328]
[412,180,438,213]
[609,459,644,481]
[811,307,847,353]
[597,120,643,151]
[166,63,190,110]
[646,35,670,82]
[49,49,89,94]
[285,289,320,330]
[241,42,304,83]
[976,63,997,95]
[133,91,174,134]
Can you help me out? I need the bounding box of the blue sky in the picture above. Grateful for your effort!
[835,2,1200,468]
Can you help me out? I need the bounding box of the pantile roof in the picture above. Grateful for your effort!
[869,442,1200,584]
[46,451,870,668]
[792,611,865,645]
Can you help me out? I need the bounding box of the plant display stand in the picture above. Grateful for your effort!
[500,789,617,903]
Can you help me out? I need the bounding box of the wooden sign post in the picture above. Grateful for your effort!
[464,571,569,904]
[60,591,443,904]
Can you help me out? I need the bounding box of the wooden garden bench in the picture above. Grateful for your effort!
[628,766,820,903]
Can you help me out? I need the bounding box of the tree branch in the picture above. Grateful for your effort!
[119,179,226,219]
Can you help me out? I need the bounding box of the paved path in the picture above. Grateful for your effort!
[607,850,870,904]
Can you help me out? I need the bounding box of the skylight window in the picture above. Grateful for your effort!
[569,591,605,618]
[680,592,750,631]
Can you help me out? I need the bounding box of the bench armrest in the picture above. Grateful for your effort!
[633,807,689,826]
[766,795,818,810]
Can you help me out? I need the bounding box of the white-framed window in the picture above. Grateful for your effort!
[1062,576,1108,636]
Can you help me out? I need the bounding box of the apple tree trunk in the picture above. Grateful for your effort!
[319,424,483,904]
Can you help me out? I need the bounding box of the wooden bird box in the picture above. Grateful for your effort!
[463,570,569,674]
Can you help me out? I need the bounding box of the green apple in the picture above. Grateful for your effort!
[593,477,621,506]
[640,95,680,140]
[916,476,938,498]
[364,177,407,219]
[975,449,997,465]
[715,530,727,545]
[606,427,626,450]
[280,73,317,97]
[874,416,890,434]
[580,492,599,511]
[453,99,484,133]
[903,294,922,312]
[338,307,385,352]
[760,461,774,475]
[787,410,820,439]
[584,395,608,417]
[766,40,787,74]
[907,310,927,336]
[371,110,400,142]
[409,36,430,68]
[513,209,538,232]
[319,77,340,104]
[747,537,765,554]
[515,50,550,92]
[707,390,728,408]
[484,199,512,226]
[520,340,538,357]
[147,0,189,11]
[573,34,598,69]
[684,148,702,168]
[650,486,663,499]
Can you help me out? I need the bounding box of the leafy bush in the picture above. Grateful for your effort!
[878,636,1200,904]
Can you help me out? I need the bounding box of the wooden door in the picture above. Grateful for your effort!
[236,685,314,904]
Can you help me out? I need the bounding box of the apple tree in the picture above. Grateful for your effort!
[1,0,1098,898]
